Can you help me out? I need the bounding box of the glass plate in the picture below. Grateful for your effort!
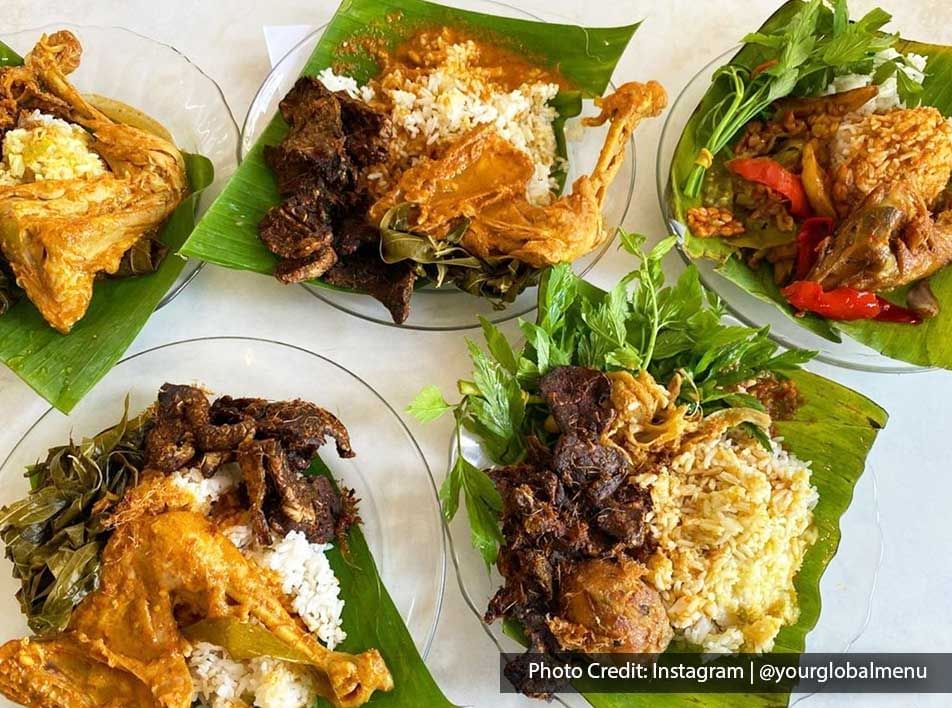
[241,1,636,331]
[0,337,445,673]
[448,424,882,706]
[0,24,240,309]
[656,46,929,374]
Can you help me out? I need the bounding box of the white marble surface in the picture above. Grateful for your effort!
[3,1,952,706]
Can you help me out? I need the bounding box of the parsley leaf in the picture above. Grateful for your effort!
[406,385,454,422]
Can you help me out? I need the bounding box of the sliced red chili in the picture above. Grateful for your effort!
[727,157,812,218]
[794,216,834,279]
[782,281,922,325]
[782,281,881,321]
[874,297,922,324]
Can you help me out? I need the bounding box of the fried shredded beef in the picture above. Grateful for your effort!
[260,77,416,322]
[145,383,358,545]
[487,366,668,698]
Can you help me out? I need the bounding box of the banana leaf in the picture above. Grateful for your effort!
[491,271,887,707]
[180,0,639,297]
[307,456,455,707]
[667,0,952,367]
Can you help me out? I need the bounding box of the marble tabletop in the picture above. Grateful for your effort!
[3,1,951,706]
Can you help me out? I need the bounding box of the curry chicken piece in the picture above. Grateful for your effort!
[0,31,187,333]
[808,180,952,291]
[0,511,392,708]
[370,81,667,268]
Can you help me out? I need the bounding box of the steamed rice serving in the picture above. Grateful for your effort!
[173,469,348,708]
[607,370,818,653]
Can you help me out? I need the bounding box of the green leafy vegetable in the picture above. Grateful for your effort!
[0,403,151,634]
[181,0,639,299]
[408,231,816,566]
[682,0,908,198]
[108,237,169,278]
[379,204,539,303]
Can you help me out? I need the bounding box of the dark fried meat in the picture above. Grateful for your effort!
[539,365,614,438]
[261,77,419,322]
[323,252,416,324]
[145,384,254,472]
[211,397,354,467]
[274,248,338,284]
[145,384,359,544]
[259,191,334,260]
[238,438,343,545]
[487,367,659,696]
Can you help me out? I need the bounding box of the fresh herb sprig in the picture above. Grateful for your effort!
[408,232,815,565]
[683,0,909,198]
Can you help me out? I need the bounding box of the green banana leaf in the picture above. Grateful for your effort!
[310,456,456,707]
[180,0,639,294]
[0,41,215,412]
[503,275,887,707]
[667,0,952,367]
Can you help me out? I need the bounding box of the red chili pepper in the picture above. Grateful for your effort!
[751,59,779,79]
[782,281,881,320]
[782,281,923,324]
[794,216,834,279]
[874,297,922,324]
[727,157,812,217]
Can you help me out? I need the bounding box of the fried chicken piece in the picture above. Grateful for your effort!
[0,635,158,707]
[369,81,667,268]
[0,31,188,333]
[808,180,952,291]
[552,558,672,654]
[0,511,393,708]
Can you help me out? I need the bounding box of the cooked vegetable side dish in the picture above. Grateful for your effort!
[669,0,952,367]
[0,385,394,708]
[411,233,885,701]
[0,31,188,333]
[259,29,665,322]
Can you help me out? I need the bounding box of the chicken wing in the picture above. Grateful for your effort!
[0,31,187,333]
[370,81,667,268]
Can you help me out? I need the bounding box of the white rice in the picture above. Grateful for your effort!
[824,48,928,113]
[170,465,240,512]
[0,110,105,186]
[317,43,562,205]
[177,474,347,707]
[316,67,376,103]
[188,643,317,708]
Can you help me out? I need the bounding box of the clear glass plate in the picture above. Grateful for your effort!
[0,24,240,309]
[448,422,882,706]
[656,46,930,374]
[241,1,636,331]
[0,337,445,683]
